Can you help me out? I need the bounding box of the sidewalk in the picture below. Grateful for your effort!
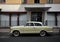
[0,29,10,32]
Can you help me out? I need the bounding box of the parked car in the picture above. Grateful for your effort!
[10,21,58,37]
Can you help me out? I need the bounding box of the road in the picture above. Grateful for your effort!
[0,32,60,42]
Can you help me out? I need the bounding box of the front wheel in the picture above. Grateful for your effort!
[40,30,47,37]
[13,30,20,37]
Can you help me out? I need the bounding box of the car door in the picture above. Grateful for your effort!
[34,23,42,33]
[23,23,35,33]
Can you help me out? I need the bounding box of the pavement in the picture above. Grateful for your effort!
[0,29,10,32]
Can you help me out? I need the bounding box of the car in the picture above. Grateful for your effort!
[10,21,53,37]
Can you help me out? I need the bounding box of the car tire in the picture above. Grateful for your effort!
[40,30,47,37]
[13,30,20,37]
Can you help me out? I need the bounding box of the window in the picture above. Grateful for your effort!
[26,23,29,26]
[34,0,39,3]
[22,0,27,4]
[19,14,27,26]
[47,0,53,4]
[26,23,34,26]
[30,23,34,26]
[0,0,5,3]
[11,15,18,26]
[0,14,9,27]
[34,23,42,26]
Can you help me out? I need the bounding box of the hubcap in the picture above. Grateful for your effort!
[13,31,19,37]
[40,31,46,36]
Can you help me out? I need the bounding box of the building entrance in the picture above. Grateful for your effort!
[31,12,42,22]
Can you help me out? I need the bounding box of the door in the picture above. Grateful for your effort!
[34,23,42,33]
[31,12,42,22]
[23,23,35,33]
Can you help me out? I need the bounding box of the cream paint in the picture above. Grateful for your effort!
[10,26,53,33]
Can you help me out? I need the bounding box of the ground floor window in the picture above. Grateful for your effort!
[0,14,9,27]
[11,15,18,26]
[19,14,27,26]
[0,13,27,27]
[47,13,55,26]
[0,12,60,27]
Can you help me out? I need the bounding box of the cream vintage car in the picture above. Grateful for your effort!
[10,21,53,37]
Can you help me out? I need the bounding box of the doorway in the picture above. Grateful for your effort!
[31,12,42,22]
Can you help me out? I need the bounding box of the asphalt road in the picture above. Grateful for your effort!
[0,32,60,42]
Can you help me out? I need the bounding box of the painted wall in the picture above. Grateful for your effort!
[40,0,47,4]
[6,0,22,4]
[0,4,60,12]
[27,0,34,4]
[53,0,60,4]
[0,0,60,4]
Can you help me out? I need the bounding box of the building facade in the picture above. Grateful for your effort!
[0,0,60,28]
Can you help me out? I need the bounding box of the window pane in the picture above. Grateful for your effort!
[19,14,27,26]
[11,15,17,26]
[26,23,34,26]
[30,23,34,26]
[34,23,42,26]
[47,13,55,27]
[0,14,9,27]
[26,23,29,26]
[31,13,37,21]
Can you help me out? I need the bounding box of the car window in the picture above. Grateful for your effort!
[26,23,29,26]
[26,23,34,26]
[34,23,42,26]
[30,23,34,26]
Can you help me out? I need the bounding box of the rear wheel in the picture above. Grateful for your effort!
[13,30,20,37]
[40,30,47,37]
